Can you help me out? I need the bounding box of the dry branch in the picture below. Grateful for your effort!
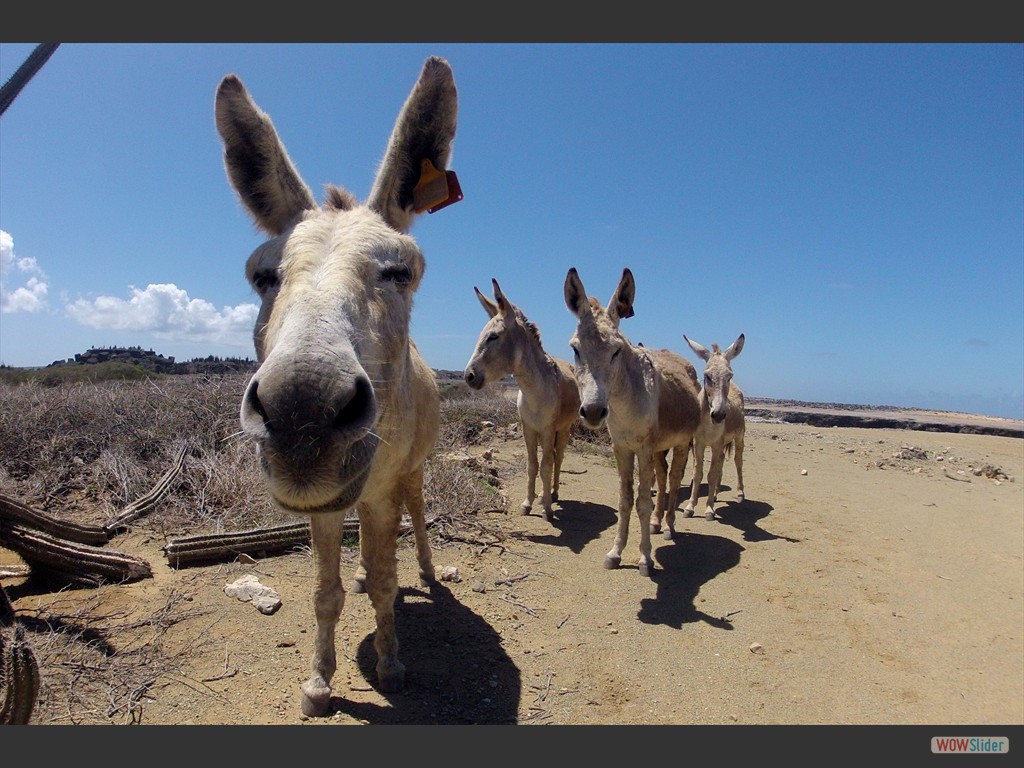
[163,514,426,567]
[0,520,151,587]
[104,444,188,536]
[0,492,108,546]
[163,521,315,567]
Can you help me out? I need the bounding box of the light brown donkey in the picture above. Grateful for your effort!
[215,56,457,717]
[463,279,580,521]
[680,334,746,522]
[563,267,701,576]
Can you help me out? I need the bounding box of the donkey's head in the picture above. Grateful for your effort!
[463,279,537,390]
[215,57,457,514]
[685,334,744,423]
[563,267,637,430]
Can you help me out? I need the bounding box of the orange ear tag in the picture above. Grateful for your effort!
[412,158,464,214]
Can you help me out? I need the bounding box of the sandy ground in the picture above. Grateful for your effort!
[3,417,1022,744]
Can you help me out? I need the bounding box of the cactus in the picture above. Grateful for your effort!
[0,586,40,725]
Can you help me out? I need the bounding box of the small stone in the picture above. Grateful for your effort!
[472,581,486,593]
[749,642,764,654]
[800,469,808,476]
[440,566,461,583]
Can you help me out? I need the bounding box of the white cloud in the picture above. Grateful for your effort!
[0,230,49,313]
[65,283,257,344]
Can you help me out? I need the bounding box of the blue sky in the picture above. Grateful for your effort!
[1,43,1021,419]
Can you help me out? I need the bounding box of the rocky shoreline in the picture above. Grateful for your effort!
[745,398,1024,439]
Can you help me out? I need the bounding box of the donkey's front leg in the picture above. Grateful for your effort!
[551,427,571,503]
[704,445,727,520]
[301,511,347,717]
[538,428,557,522]
[520,427,540,516]
[634,445,656,577]
[605,446,635,570]
[359,503,404,692]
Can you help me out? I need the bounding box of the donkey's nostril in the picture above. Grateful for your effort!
[334,375,374,431]
[243,378,271,430]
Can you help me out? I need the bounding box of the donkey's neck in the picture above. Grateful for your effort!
[510,331,558,401]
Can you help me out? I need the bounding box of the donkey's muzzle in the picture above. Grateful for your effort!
[240,362,379,510]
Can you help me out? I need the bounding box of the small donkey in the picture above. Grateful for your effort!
[463,279,580,521]
[215,56,458,716]
[680,334,746,522]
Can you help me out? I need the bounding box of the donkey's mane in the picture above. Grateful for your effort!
[512,305,543,346]
[324,184,358,211]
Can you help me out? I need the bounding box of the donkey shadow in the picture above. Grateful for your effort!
[637,531,744,630]
[332,581,521,724]
[522,499,618,554]
[714,498,801,544]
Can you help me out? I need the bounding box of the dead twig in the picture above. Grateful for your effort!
[498,593,539,617]
[495,573,529,586]
[104,444,188,536]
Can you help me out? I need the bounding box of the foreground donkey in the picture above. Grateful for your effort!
[563,267,701,576]
[215,56,457,716]
[680,334,746,522]
[463,279,580,521]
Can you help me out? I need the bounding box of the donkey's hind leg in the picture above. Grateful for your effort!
[405,467,436,586]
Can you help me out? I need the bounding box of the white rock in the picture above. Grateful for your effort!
[440,566,461,583]
[225,575,282,615]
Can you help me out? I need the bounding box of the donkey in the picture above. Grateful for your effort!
[680,334,746,522]
[563,267,701,576]
[463,279,580,521]
[215,56,457,717]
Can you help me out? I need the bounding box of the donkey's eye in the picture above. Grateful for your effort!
[610,348,621,361]
[252,270,279,294]
[486,332,499,343]
[381,264,413,285]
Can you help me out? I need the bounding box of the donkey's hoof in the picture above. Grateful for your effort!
[650,522,661,534]
[351,578,366,594]
[419,570,436,588]
[544,508,555,523]
[603,555,621,570]
[662,528,674,541]
[705,510,716,521]
[518,504,532,516]
[376,660,406,693]
[551,491,559,502]
[736,492,745,502]
[682,507,695,518]
[300,680,332,717]
[639,560,653,578]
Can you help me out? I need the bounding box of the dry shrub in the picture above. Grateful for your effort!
[1,372,533,722]
[19,587,214,724]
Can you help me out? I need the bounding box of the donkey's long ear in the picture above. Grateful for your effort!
[215,75,317,236]
[607,268,636,326]
[684,335,711,362]
[564,268,589,319]
[368,56,458,234]
[725,333,745,361]
[491,278,515,318]
[475,285,499,318]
